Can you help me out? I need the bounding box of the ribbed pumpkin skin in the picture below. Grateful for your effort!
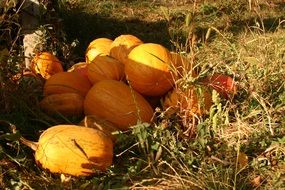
[125,43,174,96]
[84,80,154,131]
[87,55,125,84]
[35,125,113,176]
[163,86,212,117]
[85,38,113,64]
[31,52,64,79]
[67,62,88,79]
[78,115,118,142]
[39,93,84,117]
[44,72,92,97]
[110,34,143,64]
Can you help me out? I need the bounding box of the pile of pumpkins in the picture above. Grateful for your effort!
[27,34,236,177]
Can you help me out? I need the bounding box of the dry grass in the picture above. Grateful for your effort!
[1,0,285,189]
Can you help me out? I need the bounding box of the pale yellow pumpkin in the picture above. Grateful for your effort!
[21,125,113,176]
[85,38,113,64]
[110,34,143,64]
[125,43,175,96]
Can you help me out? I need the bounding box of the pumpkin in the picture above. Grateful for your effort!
[109,34,143,64]
[20,125,113,176]
[163,86,212,117]
[87,55,125,84]
[200,73,237,99]
[67,62,88,79]
[39,93,84,117]
[85,38,113,64]
[31,52,64,79]
[43,72,92,97]
[78,115,119,142]
[84,80,154,131]
[125,43,175,96]
[170,52,198,80]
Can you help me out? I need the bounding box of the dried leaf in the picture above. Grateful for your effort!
[238,152,248,168]
[251,176,261,187]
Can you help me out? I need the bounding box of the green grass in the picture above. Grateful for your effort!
[1,0,285,189]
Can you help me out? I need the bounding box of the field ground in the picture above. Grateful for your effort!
[1,0,285,189]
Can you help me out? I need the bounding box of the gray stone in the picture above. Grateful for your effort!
[20,0,45,69]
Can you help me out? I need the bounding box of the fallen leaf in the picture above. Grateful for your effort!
[251,176,261,187]
[238,152,248,168]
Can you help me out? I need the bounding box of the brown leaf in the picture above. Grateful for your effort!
[251,176,261,187]
[238,152,248,168]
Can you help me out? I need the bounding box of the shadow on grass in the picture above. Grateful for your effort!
[57,6,171,60]
[55,0,285,61]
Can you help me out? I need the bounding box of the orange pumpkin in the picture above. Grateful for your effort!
[43,72,92,97]
[39,93,84,117]
[85,38,113,64]
[67,62,89,80]
[125,43,175,96]
[20,125,113,176]
[163,86,212,117]
[110,34,143,64]
[84,80,154,131]
[87,55,125,84]
[200,73,237,99]
[78,115,118,142]
[31,52,64,79]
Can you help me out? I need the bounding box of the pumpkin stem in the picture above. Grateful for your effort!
[0,120,38,151]
[19,137,39,151]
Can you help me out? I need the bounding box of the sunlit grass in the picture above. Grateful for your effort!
[1,0,285,189]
